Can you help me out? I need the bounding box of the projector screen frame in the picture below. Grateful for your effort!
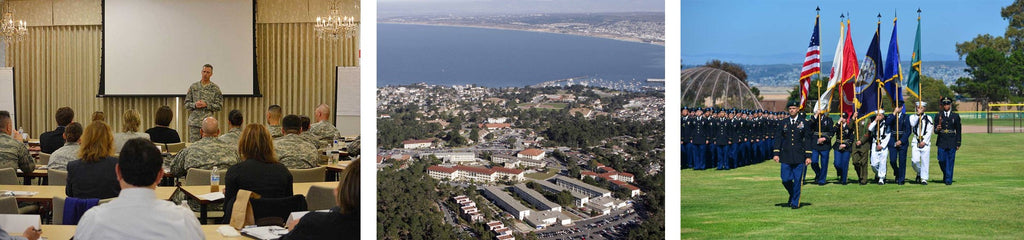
[97,0,262,98]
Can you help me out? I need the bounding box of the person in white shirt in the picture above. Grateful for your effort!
[47,122,83,170]
[868,110,891,185]
[908,101,934,185]
[74,138,203,240]
[112,109,151,153]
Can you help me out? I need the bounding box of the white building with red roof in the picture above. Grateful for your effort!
[517,148,546,160]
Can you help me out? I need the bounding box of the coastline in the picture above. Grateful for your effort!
[379,21,666,46]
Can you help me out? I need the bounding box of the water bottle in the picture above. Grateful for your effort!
[210,166,220,192]
[17,127,27,141]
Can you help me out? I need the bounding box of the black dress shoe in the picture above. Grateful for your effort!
[921,181,928,185]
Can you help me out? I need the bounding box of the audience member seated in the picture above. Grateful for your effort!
[219,109,244,146]
[298,115,319,147]
[74,138,203,239]
[47,122,83,170]
[266,105,283,138]
[0,111,34,174]
[113,109,151,153]
[281,159,360,239]
[223,123,293,223]
[274,115,319,169]
[91,111,105,122]
[145,106,181,144]
[39,107,74,154]
[66,120,120,199]
[309,104,342,141]
[169,117,238,177]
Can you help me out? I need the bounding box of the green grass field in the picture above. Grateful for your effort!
[682,133,1024,239]
[525,168,558,180]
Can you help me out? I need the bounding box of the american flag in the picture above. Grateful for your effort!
[799,16,821,110]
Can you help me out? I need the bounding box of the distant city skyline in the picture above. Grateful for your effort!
[378,0,664,17]
[682,0,1013,65]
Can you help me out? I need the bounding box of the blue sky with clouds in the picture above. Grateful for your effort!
[682,0,1013,65]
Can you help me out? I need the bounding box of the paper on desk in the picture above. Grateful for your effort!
[0,191,38,196]
[241,226,288,240]
[196,192,224,201]
[286,209,330,224]
[0,214,41,233]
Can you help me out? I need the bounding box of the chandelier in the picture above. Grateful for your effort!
[0,2,27,45]
[314,0,358,40]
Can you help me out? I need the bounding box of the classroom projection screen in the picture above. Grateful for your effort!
[101,0,257,96]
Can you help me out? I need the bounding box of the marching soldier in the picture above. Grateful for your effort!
[832,112,854,185]
[774,101,813,209]
[935,97,961,185]
[869,110,891,185]
[851,111,872,185]
[909,101,934,185]
[809,109,834,185]
[887,102,912,185]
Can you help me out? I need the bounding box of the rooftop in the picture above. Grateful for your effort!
[518,148,544,156]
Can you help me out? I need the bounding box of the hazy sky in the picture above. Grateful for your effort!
[378,0,664,17]
[682,0,1013,65]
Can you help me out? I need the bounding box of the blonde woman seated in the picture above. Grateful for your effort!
[113,109,150,153]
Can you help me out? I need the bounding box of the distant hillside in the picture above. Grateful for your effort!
[683,61,969,87]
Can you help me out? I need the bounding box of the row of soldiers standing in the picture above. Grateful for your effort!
[680,107,786,170]
[683,96,962,187]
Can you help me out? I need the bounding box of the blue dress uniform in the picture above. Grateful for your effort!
[690,109,710,170]
[775,108,813,209]
[832,114,855,185]
[886,107,913,185]
[681,108,691,169]
[738,113,752,167]
[809,113,834,185]
[713,111,732,170]
[935,97,961,185]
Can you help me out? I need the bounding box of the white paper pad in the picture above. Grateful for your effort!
[0,214,41,234]
[196,192,225,201]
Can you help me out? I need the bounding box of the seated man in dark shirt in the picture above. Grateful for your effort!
[40,107,74,154]
[146,106,181,144]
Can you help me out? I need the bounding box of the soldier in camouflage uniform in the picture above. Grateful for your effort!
[266,105,283,138]
[184,64,223,143]
[169,117,239,177]
[309,104,342,143]
[0,111,34,174]
[219,110,244,146]
[274,115,319,168]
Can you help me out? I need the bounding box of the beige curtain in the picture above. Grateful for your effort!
[7,23,356,141]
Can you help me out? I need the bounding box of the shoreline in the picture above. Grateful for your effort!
[379,22,665,46]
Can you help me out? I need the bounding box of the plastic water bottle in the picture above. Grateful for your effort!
[210,166,220,192]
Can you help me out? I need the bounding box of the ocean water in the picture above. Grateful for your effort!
[377,23,664,89]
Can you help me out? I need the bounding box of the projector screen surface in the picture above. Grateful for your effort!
[103,0,256,96]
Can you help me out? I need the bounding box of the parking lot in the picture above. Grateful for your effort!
[534,208,640,240]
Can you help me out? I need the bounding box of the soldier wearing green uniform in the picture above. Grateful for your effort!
[219,110,245,146]
[274,115,320,169]
[0,111,34,174]
[184,64,223,143]
[309,104,342,144]
[851,111,872,185]
[169,117,239,177]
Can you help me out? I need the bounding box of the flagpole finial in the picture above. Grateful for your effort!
[918,8,922,20]
[816,6,820,13]
[877,13,882,24]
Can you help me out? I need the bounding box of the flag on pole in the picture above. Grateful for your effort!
[906,16,923,99]
[882,17,905,113]
[839,20,859,117]
[813,20,845,113]
[856,20,884,122]
[799,15,821,110]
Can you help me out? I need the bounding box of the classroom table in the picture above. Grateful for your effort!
[33,224,254,240]
[178,182,339,224]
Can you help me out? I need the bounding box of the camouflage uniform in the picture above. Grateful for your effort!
[299,131,323,149]
[168,137,239,177]
[218,127,243,146]
[0,133,34,174]
[47,142,80,170]
[267,124,283,138]
[273,133,319,169]
[184,81,223,143]
[308,121,341,141]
